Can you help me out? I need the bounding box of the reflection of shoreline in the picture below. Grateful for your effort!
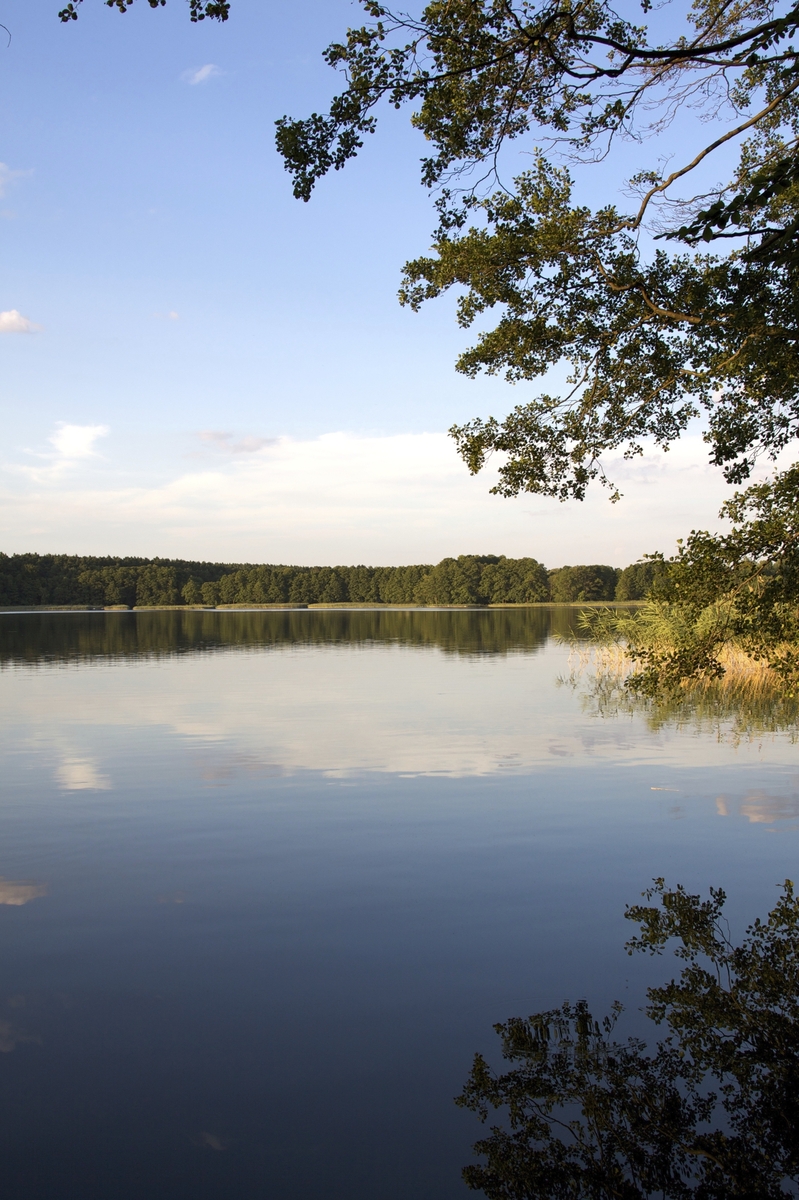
[0,607,572,667]
[0,879,47,906]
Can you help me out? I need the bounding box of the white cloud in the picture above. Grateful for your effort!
[49,423,109,460]
[182,63,221,85]
[0,427,774,565]
[199,430,277,454]
[0,163,29,199]
[8,423,110,486]
[0,309,40,334]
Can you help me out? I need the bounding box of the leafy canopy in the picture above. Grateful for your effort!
[57,0,229,24]
[276,0,799,500]
[459,879,799,1198]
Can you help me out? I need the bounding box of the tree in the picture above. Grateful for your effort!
[548,563,618,601]
[575,463,799,693]
[414,554,496,604]
[181,578,203,604]
[276,1,799,501]
[458,879,799,1198]
[200,580,220,606]
[615,558,667,601]
[134,563,180,605]
[57,0,229,23]
[481,556,550,602]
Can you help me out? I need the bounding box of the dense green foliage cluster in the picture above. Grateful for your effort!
[614,560,668,602]
[0,554,239,609]
[214,556,553,605]
[550,563,619,603]
[583,466,799,694]
[278,0,799,502]
[0,552,659,607]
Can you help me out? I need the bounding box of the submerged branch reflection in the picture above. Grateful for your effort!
[459,880,799,1199]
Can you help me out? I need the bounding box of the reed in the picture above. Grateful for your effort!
[560,607,799,737]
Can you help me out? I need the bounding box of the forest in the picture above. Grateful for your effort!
[0,552,660,608]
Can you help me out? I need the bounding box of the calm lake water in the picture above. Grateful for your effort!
[0,608,797,1199]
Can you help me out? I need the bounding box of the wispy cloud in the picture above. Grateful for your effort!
[0,428,760,566]
[182,63,222,85]
[9,422,110,485]
[0,309,40,334]
[199,430,276,455]
[0,163,30,199]
[153,310,180,320]
[49,423,109,460]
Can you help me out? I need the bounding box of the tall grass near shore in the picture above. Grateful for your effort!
[561,602,799,737]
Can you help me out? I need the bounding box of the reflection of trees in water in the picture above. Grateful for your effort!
[0,607,586,666]
[565,648,799,740]
[459,881,799,1199]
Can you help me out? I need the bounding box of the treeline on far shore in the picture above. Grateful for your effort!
[0,553,663,608]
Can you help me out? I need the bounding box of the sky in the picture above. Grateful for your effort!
[0,0,781,567]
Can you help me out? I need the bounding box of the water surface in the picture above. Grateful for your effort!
[0,609,796,1199]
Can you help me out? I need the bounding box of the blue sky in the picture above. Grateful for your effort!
[0,0,771,566]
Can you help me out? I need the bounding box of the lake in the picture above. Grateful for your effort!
[0,608,796,1199]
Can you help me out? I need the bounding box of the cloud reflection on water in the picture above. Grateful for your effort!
[0,879,47,905]
[55,756,111,791]
[0,1019,40,1053]
[740,791,799,825]
[4,622,798,785]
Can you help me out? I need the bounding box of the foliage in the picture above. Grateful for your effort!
[580,463,799,693]
[549,563,618,601]
[615,559,668,601]
[573,641,799,740]
[0,554,239,609]
[415,554,550,603]
[458,879,799,1198]
[0,551,579,607]
[277,0,799,500]
[57,0,229,23]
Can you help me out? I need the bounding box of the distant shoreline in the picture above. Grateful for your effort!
[0,601,646,613]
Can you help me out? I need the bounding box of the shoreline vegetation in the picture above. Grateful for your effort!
[562,610,799,734]
[0,600,645,613]
[0,553,659,609]
[5,537,797,712]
